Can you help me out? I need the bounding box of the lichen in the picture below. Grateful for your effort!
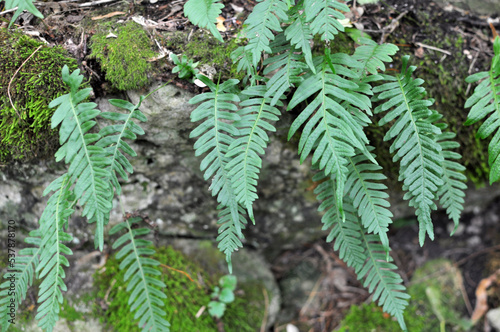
[0,28,78,163]
[89,21,156,91]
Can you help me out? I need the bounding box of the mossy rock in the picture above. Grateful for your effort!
[0,28,78,163]
[89,21,156,91]
[93,245,263,331]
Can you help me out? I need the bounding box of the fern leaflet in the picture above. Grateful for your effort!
[216,204,248,273]
[303,0,349,41]
[263,33,309,106]
[465,36,500,183]
[226,85,282,221]
[49,65,113,251]
[35,174,74,332]
[97,98,148,195]
[110,217,170,331]
[183,0,224,42]
[284,5,315,72]
[314,171,409,331]
[373,56,444,246]
[0,234,41,332]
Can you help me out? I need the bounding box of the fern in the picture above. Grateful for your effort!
[183,0,224,42]
[263,33,309,106]
[109,217,170,331]
[284,4,315,72]
[237,0,288,68]
[303,0,349,41]
[49,66,113,251]
[35,174,74,331]
[287,54,372,218]
[189,75,248,269]
[373,55,444,246]
[465,36,500,183]
[226,85,282,221]
[4,0,43,28]
[313,171,409,330]
[0,234,41,332]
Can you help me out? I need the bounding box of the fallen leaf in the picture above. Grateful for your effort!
[91,11,125,20]
[216,16,226,32]
[414,46,425,58]
[106,32,117,39]
[471,269,500,322]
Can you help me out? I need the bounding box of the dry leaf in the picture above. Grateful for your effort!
[414,46,425,58]
[91,11,125,20]
[471,269,500,322]
[106,32,117,39]
[216,16,226,32]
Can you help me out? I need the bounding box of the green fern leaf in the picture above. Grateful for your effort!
[183,0,224,42]
[231,46,257,79]
[373,56,444,246]
[464,36,500,183]
[288,55,372,218]
[240,0,289,68]
[313,171,409,331]
[435,130,466,232]
[345,148,392,251]
[0,235,41,332]
[216,203,248,273]
[189,75,248,242]
[49,65,113,251]
[303,0,349,41]
[110,217,170,332]
[263,33,309,106]
[97,97,148,195]
[352,38,399,79]
[226,85,282,221]
[284,6,315,72]
[4,0,43,28]
[34,174,74,332]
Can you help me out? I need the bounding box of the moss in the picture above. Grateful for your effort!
[337,302,428,332]
[93,245,261,331]
[89,21,156,91]
[0,29,78,163]
[164,30,244,81]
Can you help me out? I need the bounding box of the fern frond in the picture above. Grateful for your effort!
[49,65,113,251]
[435,126,467,231]
[189,75,247,238]
[35,174,74,332]
[345,148,392,251]
[287,55,372,218]
[284,6,315,72]
[97,98,148,195]
[226,85,282,221]
[216,204,248,273]
[4,0,43,28]
[313,172,409,331]
[0,234,41,332]
[303,0,349,41]
[110,217,170,332]
[183,0,224,42]
[373,55,444,246]
[263,33,309,106]
[352,38,399,79]
[231,46,257,79]
[240,0,288,68]
[465,36,500,183]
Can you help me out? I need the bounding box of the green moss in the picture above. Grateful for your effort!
[338,302,428,332]
[93,245,261,331]
[0,29,78,163]
[164,30,244,81]
[89,21,156,91]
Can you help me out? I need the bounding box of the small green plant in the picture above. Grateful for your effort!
[170,53,199,80]
[208,275,237,319]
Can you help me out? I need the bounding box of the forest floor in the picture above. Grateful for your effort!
[2,0,500,330]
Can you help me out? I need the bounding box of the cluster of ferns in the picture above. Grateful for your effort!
[1,0,500,331]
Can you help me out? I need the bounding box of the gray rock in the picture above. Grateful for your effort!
[487,307,500,331]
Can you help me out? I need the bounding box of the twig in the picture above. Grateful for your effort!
[8,45,42,120]
[414,42,452,55]
[455,243,500,267]
[260,287,269,332]
[299,273,323,316]
[465,50,479,95]
[104,278,117,305]
[160,263,200,287]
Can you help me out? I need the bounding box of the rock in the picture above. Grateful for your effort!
[487,307,500,331]
[435,0,500,15]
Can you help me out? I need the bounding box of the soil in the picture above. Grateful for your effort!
[2,0,500,331]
